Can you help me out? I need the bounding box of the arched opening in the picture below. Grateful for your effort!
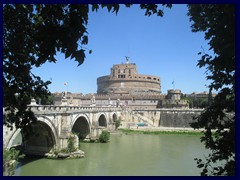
[112,113,117,122]
[98,114,107,127]
[5,128,22,149]
[22,121,56,156]
[72,116,90,140]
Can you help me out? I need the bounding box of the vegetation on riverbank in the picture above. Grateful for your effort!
[80,130,110,143]
[3,148,24,176]
[99,130,110,143]
[119,128,204,135]
[45,133,85,159]
[114,118,122,130]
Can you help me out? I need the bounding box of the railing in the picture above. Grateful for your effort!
[27,104,122,113]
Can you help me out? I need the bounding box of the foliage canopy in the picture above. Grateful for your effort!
[188,4,235,176]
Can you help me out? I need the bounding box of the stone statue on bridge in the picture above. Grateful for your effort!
[91,95,96,103]
[62,91,67,98]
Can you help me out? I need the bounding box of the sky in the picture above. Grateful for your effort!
[32,4,214,95]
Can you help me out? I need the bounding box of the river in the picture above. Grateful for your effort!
[15,133,208,176]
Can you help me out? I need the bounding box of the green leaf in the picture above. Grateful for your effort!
[82,36,88,45]
[107,5,112,12]
[65,50,72,59]
[74,49,85,66]
[91,4,99,12]
[113,4,120,14]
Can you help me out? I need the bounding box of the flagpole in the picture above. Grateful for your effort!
[64,82,68,98]
[66,82,68,98]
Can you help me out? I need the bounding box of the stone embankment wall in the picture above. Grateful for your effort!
[158,109,202,128]
[128,109,203,128]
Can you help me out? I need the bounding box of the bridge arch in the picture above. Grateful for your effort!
[22,116,57,155]
[97,113,107,127]
[71,114,91,140]
[6,128,22,149]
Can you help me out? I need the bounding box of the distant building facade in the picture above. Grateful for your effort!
[157,89,189,108]
[188,91,216,100]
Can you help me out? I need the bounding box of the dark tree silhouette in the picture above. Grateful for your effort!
[188,4,235,176]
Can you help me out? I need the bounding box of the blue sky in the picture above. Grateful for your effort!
[32,4,214,95]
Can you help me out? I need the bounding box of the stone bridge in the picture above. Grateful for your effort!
[4,102,209,156]
[3,104,122,156]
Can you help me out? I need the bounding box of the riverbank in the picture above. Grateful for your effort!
[119,127,205,135]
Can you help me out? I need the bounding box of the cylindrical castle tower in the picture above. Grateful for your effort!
[97,59,161,95]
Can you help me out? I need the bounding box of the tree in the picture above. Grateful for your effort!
[39,94,54,105]
[99,130,110,143]
[115,118,122,130]
[3,148,23,176]
[3,4,171,130]
[4,4,235,176]
[188,4,235,175]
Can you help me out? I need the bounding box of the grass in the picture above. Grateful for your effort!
[119,128,204,136]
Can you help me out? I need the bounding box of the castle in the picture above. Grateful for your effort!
[53,58,189,109]
[97,58,161,95]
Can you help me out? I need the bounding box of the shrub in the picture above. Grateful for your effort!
[3,148,22,176]
[99,131,110,143]
[67,134,77,152]
[115,118,121,130]
[115,117,121,130]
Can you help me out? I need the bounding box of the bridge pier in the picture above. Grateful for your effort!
[89,126,105,141]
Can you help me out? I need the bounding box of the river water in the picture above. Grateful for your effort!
[15,133,208,176]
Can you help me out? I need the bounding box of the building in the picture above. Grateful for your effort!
[53,58,189,109]
[97,58,161,95]
[189,91,216,100]
[157,89,189,109]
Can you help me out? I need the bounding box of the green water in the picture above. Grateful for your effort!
[15,133,208,176]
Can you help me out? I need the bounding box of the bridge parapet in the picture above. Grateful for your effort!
[28,105,122,114]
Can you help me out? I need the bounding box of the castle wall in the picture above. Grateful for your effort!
[97,62,161,95]
[128,109,203,128]
[159,109,202,128]
[97,75,161,94]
